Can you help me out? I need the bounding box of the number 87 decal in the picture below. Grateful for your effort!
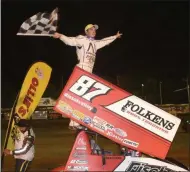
[69,75,112,102]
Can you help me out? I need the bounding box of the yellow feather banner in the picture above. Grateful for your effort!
[3,61,52,152]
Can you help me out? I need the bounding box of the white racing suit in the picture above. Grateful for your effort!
[13,127,35,161]
[59,34,117,128]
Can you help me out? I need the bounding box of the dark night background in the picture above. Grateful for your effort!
[2,0,189,107]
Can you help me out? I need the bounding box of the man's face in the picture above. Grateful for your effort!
[86,27,96,38]
[18,126,27,133]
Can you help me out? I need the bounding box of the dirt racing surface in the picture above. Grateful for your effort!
[1,119,189,171]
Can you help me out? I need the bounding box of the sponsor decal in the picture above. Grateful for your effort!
[142,118,169,134]
[114,128,127,137]
[17,77,39,117]
[57,101,89,122]
[121,100,175,130]
[76,146,86,150]
[57,100,73,115]
[105,123,114,130]
[121,100,175,131]
[86,43,96,64]
[91,116,115,133]
[35,67,43,79]
[107,131,123,142]
[72,110,85,121]
[104,96,180,142]
[73,152,87,158]
[64,92,93,111]
[67,166,88,171]
[68,75,111,102]
[93,116,107,125]
[92,116,111,131]
[77,138,86,146]
[70,160,88,164]
[125,162,184,172]
[123,139,139,148]
[83,116,92,124]
[92,122,106,131]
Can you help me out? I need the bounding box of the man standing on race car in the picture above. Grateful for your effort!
[3,119,35,172]
[53,24,122,130]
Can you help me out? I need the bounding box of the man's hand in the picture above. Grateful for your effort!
[116,31,122,38]
[53,32,62,39]
[3,149,12,156]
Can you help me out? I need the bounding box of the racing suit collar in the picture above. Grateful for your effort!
[86,36,95,40]
[19,127,30,134]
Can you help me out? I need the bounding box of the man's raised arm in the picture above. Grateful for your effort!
[95,31,122,50]
[53,32,84,47]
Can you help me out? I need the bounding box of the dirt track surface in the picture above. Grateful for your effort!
[1,119,189,171]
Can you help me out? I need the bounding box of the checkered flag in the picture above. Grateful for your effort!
[17,8,58,36]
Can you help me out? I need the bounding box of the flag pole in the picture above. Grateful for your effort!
[1,92,20,169]
[17,33,54,37]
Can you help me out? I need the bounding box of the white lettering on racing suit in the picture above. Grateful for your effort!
[60,34,117,73]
